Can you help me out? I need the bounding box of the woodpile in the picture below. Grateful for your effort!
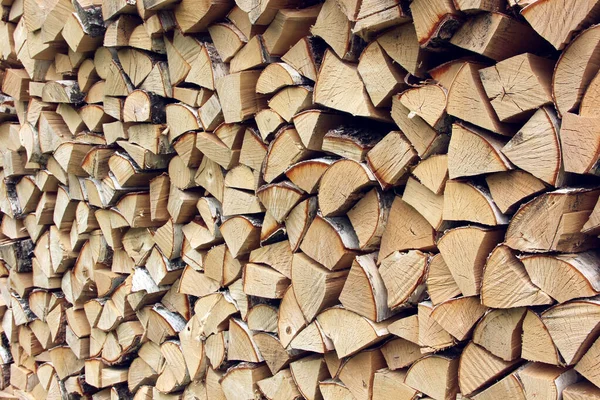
[1,0,600,399]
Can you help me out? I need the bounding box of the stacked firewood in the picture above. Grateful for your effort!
[0,0,600,398]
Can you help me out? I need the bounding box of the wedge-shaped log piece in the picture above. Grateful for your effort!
[380,250,428,311]
[357,41,407,107]
[319,380,355,400]
[427,253,461,306]
[521,0,600,50]
[282,36,324,82]
[243,263,290,299]
[248,304,278,333]
[221,363,271,400]
[379,196,436,259]
[448,63,515,136]
[339,253,391,322]
[240,127,267,171]
[410,0,460,47]
[53,142,92,177]
[399,84,448,129]
[186,42,227,91]
[377,23,430,77]
[575,336,600,387]
[254,333,303,375]
[553,25,600,117]
[249,240,293,278]
[486,170,547,214]
[179,317,207,382]
[318,159,375,217]
[257,369,302,399]
[289,320,334,354]
[438,226,504,297]
[289,356,329,400]
[299,214,359,271]
[380,338,421,371]
[443,180,508,225]
[293,110,346,151]
[448,123,511,179]
[123,90,166,124]
[473,307,527,362]
[42,81,85,104]
[471,371,526,400]
[278,286,306,348]
[228,318,264,363]
[156,340,191,393]
[505,188,600,253]
[256,62,306,94]
[230,35,275,73]
[215,70,267,123]
[285,197,317,252]
[483,245,553,308]
[285,158,334,194]
[403,177,444,230]
[173,0,232,33]
[338,348,386,400]
[519,363,578,400]
[203,244,242,286]
[581,69,600,117]
[373,369,419,400]
[564,382,600,400]
[314,50,390,122]
[480,53,554,123]
[542,298,600,365]
[310,0,363,62]
[292,252,348,323]
[583,196,600,235]
[418,301,456,352]
[451,12,546,61]
[262,5,321,56]
[316,307,392,358]
[391,96,448,158]
[196,123,244,169]
[432,296,488,341]
[366,131,417,190]
[560,113,600,176]
[459,342,521,397]
[499,107,564,187]
[347,188,392,251]
[220,215,261,257]
[263,126,312,183]
[522,309,563,366]
[522,252,600,303]
[192,293,237,339]
[405,354,459,400]
[269,85,312,122]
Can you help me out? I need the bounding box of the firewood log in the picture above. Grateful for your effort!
[559,112,600,176]
[372,369,419,400]
[473,307,526,362]
[451,12,547,61]
[521,0,600,50]
[221,363,270,400]
[522,309,564,364]
[404,354,459,400]
[458,342,520,396]
[506,188,600,253]
[316,306,393,358]
[564,382,600,400]
[379,196,436,259]
[518,363,578,400]
[443,180,508,225]
[247,303,278,333]
[314,50,389,122]
[391,95,448,159]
